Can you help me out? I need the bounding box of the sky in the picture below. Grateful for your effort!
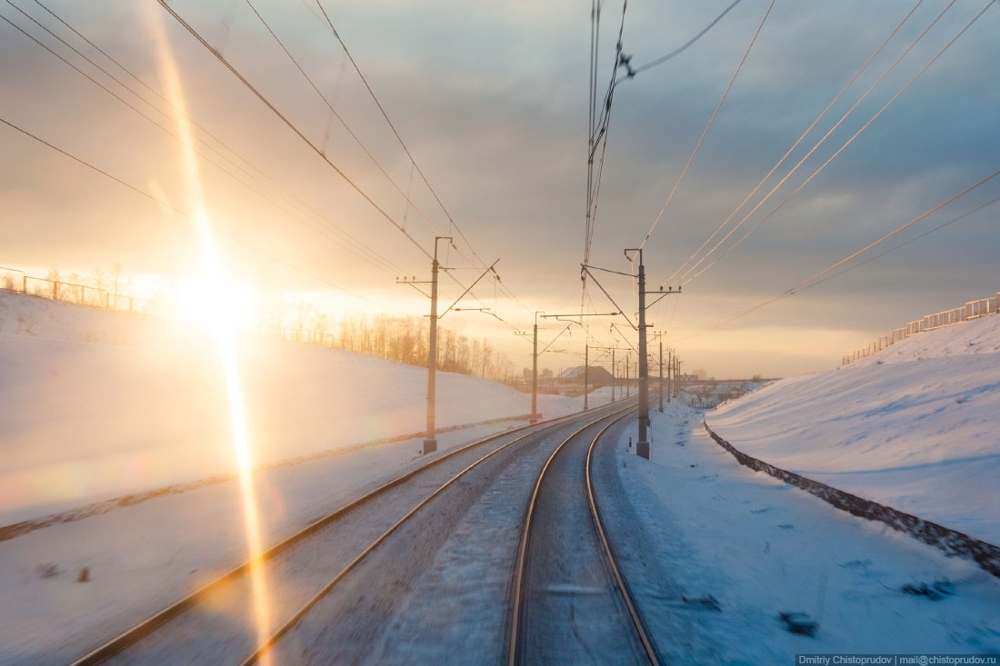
[1,0,998,378]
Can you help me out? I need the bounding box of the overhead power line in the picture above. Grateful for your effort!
[801,193,1000,295]
[242,0,447,242]
[582,0,627,317]
[680,0,993,286]
[306,1,536,318]
[636,0,774,252]
[666,0,926,284]
[311,0,486,272]
[0,115,407,314]
[5,0,408,278]
[624,0,742,80]
[244,0,533,319]
[157,0,433,260]
[689,165,1000,337]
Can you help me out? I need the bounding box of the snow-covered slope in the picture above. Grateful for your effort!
[709,313,1000,545]
[0,291,542,525]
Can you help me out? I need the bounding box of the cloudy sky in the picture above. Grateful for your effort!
[1,0,998,378]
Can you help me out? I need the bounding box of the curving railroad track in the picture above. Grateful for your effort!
[70,398,661,665]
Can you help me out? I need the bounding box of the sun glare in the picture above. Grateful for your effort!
[175,274,257,332]
[150,8,273,662]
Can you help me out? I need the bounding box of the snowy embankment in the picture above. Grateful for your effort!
[0,290,582,527]
[0,290,604,663]
[708,313,1000,546]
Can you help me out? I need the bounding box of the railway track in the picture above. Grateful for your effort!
[509,410,660,665]
[70,400,642,665]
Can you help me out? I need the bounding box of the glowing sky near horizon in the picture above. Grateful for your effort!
[1,0,999,378]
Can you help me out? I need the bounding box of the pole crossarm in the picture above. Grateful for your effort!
[644,285,681,309]
[539,324,573,355]
[580,263,634,278]
[540,311,619,323]
[439,258,500,319]
[396,276,431,298]
[580,265,637,329]
[454,307,504,321]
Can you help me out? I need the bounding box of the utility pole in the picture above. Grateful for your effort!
[399,239,500,455]
[624,248,680,460]
[658,336,664,412]
[423,236,450,454]
[584,341,589,411]
[667,348,672,404]
[532,311,539,422]
[625,352,630,398]
[526,313,614,419]
[611,348,616,403]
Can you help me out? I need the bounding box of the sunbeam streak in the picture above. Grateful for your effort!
[148,8,273,662]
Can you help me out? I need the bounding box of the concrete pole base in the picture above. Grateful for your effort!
[636,440,650,460]
[422,439,437,455]
[529,413,541,424]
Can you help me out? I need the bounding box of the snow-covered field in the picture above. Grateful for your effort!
[708,313,1000,545]
[628,405,1000,660]
[0,290,591,526]
[4,289,1000,661]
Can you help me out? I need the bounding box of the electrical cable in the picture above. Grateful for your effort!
[312,0,488,273]
[637,0,774,252]
[681,0,992,286]
[157,0,433,260]
[6,1,408,278]
[691,165,1000,336]
[242,0,450,244]
[666,0,925,284]
[0,115,409,314]
[582,0,627,316]
[625,0,742,80]
[794,192,1000,296]
[307,0,538,318]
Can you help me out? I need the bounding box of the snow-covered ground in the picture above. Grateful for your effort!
[0,291,607,662]
[627,405,1000,660]
[0,290,593,526]
[708,313,1000,545]
[4,289,1000,661]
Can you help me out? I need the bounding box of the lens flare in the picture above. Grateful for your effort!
[148,9,272,661]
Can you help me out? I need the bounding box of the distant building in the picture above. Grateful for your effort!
[556,365,614,385]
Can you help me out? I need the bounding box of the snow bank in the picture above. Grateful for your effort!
[709,313,1000,545]
[0,291,539,525]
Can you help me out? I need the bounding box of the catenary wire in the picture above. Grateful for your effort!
[681,0,992,286]
[625,0,742,80]
[666,0,925,284]
[0,115,409,314]
[688,165,1000,337]
[311,0,488,273]
[308,0,536,318]
[157,0,433,260]
[637,0,774,252]
[5,1,409,278]
[241,0,449,243]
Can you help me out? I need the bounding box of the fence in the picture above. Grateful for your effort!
[1,265,154,315]
[843,291,1000,364]
[264,326,338,348]
[2,265,352,352]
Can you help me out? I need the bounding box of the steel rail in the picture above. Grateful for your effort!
[586,416,661,664]
[506,401,638,665]
[242,400,637,665]
[70,405,618,666]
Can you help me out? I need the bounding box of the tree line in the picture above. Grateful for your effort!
[2,266,520,386]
